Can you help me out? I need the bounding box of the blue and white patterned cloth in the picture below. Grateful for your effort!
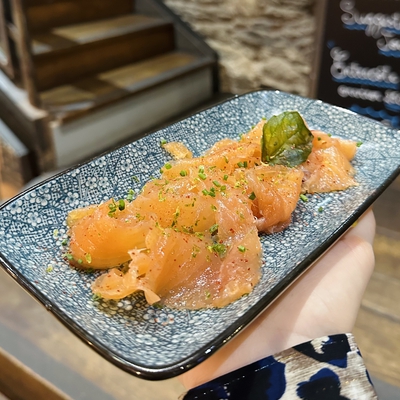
[182,334,377,399]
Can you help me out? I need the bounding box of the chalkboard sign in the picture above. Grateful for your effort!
[312,0,400,129]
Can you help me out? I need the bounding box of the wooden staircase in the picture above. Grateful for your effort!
[0,0,218,198]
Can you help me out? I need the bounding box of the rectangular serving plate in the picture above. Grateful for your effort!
[1,90,399,380]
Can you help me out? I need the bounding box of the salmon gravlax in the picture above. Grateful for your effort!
[66,111,358,309]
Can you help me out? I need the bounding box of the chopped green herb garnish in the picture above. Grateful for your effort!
[118,199,125,211]
[317,137,321,141]
[181,225,194,234]
[92,293,102,301]
[248,192,256,200]
[237,161,245,168]
[261,111,313,167]
[223,174,229,181]
[85,253,92,264]
[77,259,83,264]
[327,133,332,137]
[160,139,167,146]
[211,204,217,211]
[171,207,180,228]
[126,189,135,201]
[191,245,200,258]
[223,156,229,164]
[61,238,68,246]
[46,265,53,273]
[198,165,205,173]
[300,194,308,202]
[198,172,207,180]
[158,190,166,202]
[65,253,73,261]
[356,141,363,147]
[164,163,172,170]
[318,206,324,212]
[238,245,246,253]
[108,200,117,217]
[207,243,227,257]
[180,170,187,177]
[205,290,211,299]
[209,223,219,235]
[203,188,216,197]
[213,180,221,187]
[132,175,140,183]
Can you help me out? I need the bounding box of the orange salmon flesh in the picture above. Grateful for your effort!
[66,119,358,309]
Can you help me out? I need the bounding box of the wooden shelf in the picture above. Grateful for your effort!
[32,17,175,91]
[25,0,134,33]
[31,15,169,55]
[40,51,214,123]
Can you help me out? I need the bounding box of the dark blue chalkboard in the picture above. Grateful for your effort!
[313,0,400,129]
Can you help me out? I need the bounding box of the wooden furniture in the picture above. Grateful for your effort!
[0,0,219,198]
[0,117,34,199]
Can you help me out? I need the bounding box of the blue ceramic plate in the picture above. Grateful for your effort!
[1,91,399,380]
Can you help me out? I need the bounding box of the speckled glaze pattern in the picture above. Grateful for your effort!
[0,91,399,379]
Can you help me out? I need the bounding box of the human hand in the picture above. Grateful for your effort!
[180,209,376,389]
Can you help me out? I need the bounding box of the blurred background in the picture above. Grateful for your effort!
[0,0,399,398]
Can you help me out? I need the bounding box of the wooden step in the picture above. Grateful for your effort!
[32,15,175,91]
[25,0,134,33]
[31,15,169,55]
[40,51,214,123]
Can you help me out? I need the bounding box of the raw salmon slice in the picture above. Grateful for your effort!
[67,200,154,269]
[244,165,304,233]
[300,131,358,193]
[92,224,261,309]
